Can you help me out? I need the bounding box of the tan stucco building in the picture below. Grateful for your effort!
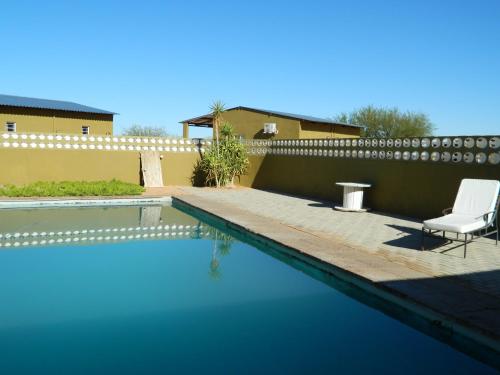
[0,94,114,135]
[181,106,362,139]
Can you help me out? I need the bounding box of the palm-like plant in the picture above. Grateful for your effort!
[210,100,225,153]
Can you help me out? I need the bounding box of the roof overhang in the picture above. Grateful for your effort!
[180,113,213,127]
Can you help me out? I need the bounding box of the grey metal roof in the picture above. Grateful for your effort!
[226,106,364,128]
[0,94,115,115]
[181,106,364,129]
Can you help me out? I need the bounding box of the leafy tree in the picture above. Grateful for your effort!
[122,124,178,138]
[335,106,434,138]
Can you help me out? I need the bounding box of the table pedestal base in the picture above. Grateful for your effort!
[335,185,370,212]
[334,206,369,212]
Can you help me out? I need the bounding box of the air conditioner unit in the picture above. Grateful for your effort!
[263,123,278,134]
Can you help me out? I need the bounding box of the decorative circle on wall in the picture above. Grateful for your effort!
[339,139,345,147]
[489,137,500,149]
[394,151,402,160]
[351,139,357,147]
[431,138,441,148]
[318,140,323,147]
[379,150,386,159]
[334,150,339,157]
[313,140,318,147]
[420,138,430,148]
[327,140,332,147]
[402,151,411,161]
[431,152,440,162]
[420,151,430,161]
[328,150,333,157]
[464,137,475,149]
[358,150,364,158]
[476,137,488,149]
[371,139,378,147]
[463,152,474,163]
[317,149,322,156]
[475,152,487,164]
[378,139,386,148]
[386,151,394,159]
[386,139,394,148]
[394,139,402,148]
[489,153,500,165]
[452,152,462,163]
[371,150,378,159]
[365,150,371,159]
[357,139,364,147]
[403,139,411,148]
[442,138,452,148]
[441,152,451,162]
[411,138,420,148]
[344,139,350,147]
[300,149,304,156]
[452,138,463,148]
[411,151,419,160]
[352,150,357,158]
[345,150,351,157]
[339,150,345,157]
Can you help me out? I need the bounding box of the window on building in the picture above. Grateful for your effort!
[5,122,16,132]
[82,126,90,135]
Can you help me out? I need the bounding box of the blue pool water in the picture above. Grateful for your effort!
[0,204,497,374]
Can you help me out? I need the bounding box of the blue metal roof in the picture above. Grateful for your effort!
[227,106,364,128]
[0,94,115,115]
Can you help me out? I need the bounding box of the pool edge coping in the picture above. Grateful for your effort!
[0,196,172,209]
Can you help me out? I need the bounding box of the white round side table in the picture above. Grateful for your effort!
[335,182,371,212]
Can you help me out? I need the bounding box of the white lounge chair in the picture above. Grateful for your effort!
[421,179,500,257]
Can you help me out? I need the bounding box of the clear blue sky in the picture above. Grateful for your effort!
[1,0,499,137]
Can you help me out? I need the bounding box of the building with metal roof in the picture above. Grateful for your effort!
[180,106,363,139]
[0,94,115,135]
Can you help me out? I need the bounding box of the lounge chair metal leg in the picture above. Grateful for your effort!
[464,233,467,258]
[496,218,499,246]
[421,227,425,251]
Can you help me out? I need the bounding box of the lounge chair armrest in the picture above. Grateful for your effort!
[442,207,453,215]
[474,210,496,221]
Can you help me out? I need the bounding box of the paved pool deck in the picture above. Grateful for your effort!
[172,186,500,353]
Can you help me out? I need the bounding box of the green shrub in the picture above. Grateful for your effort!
[0,179,145,197]
[196,122,249,187]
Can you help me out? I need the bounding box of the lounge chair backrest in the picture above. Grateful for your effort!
[452,179,500,223]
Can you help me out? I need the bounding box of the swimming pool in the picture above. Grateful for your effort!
[0,204,497,374]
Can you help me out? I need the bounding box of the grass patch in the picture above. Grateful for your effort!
[0,180,145,197]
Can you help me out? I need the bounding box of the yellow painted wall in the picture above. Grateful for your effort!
[217,109,360,140]
[161,152,201,186]
[220,109,300,140]
[0,106,113,135]
[300,122,361,139]
[0,149,140,185]
[0,149,199,187]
